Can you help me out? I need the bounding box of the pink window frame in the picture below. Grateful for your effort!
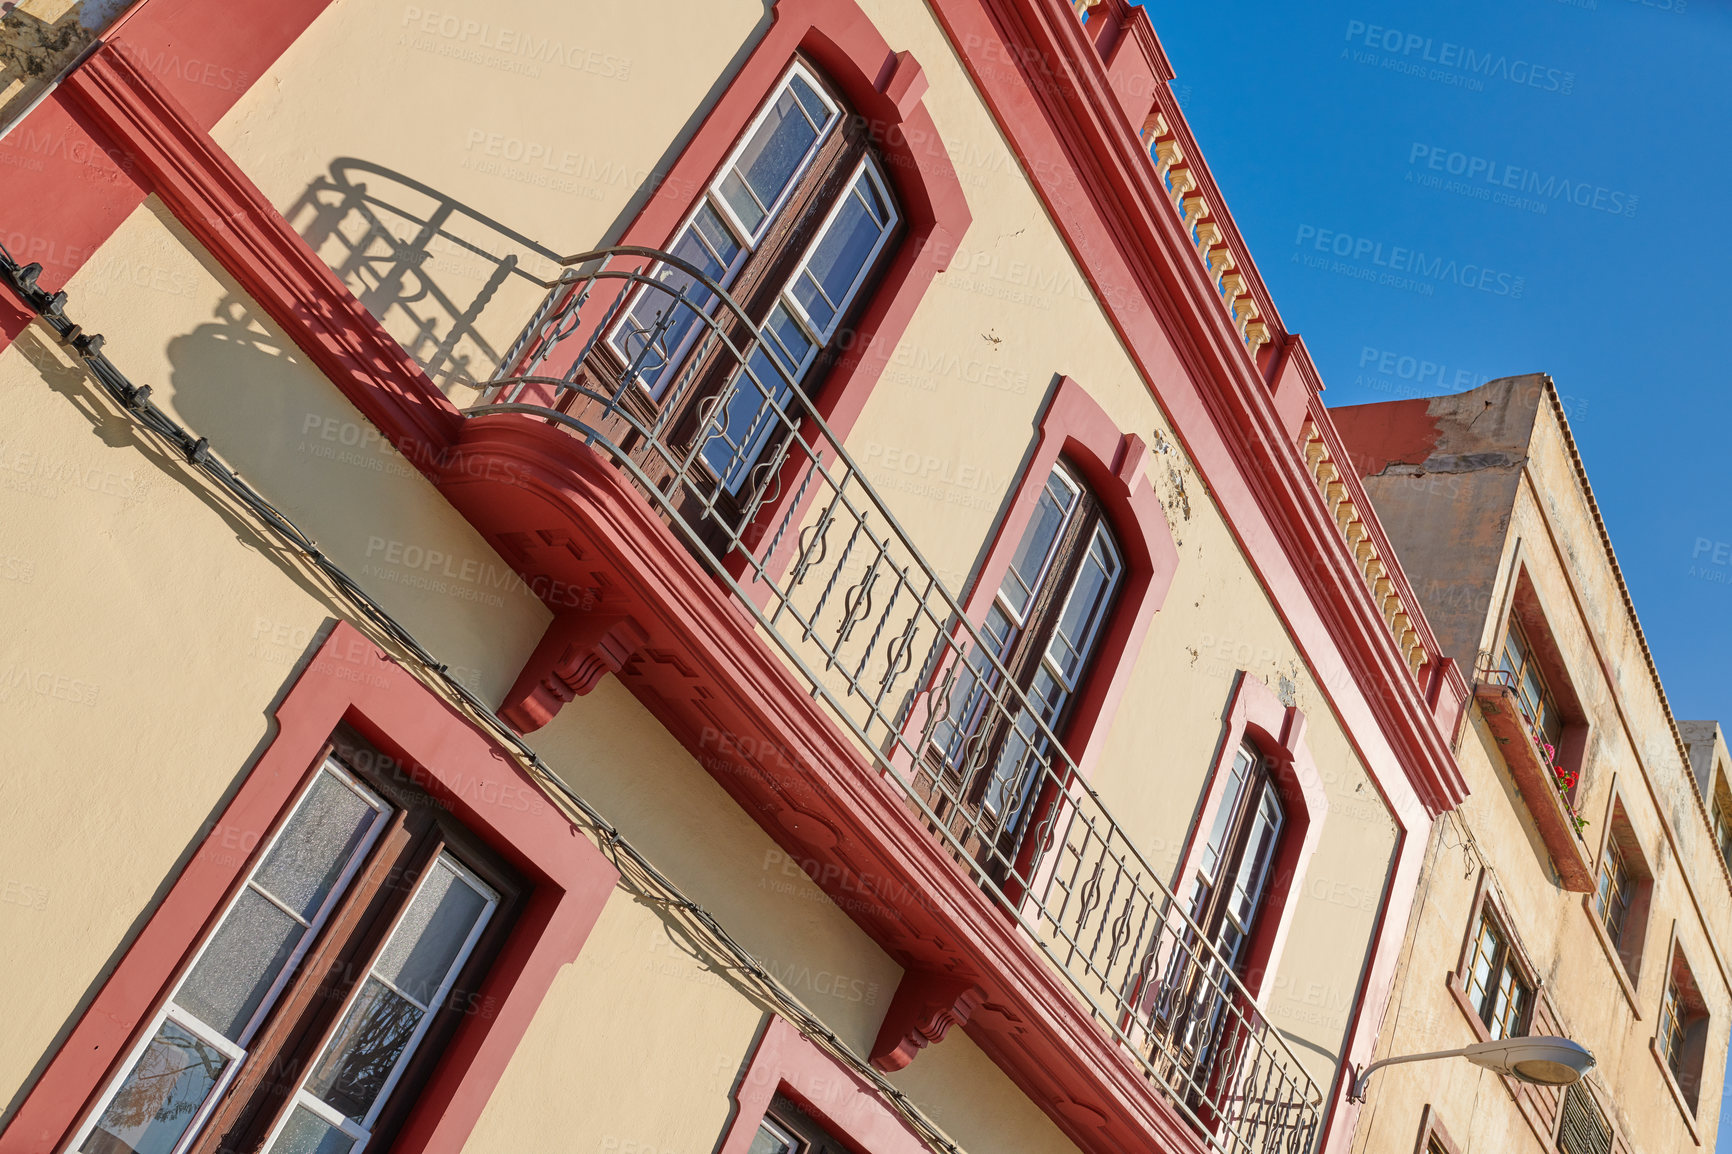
[717,1017,931,1154]
[0,622,618,1154]
[1168,670,1329,1000]
[941,374,1179,779]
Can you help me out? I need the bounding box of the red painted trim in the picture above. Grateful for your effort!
[1166,672,1328,1003]
[438,414,1212,1154]
[906,5,1457,1146]
[718,1017,930,1154]
[955,376,1178,778]
[58,46,463,472]
[0,0,340,356]
[610,0,969,447]
[0,623,618,1154]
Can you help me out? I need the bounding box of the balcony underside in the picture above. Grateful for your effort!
[439,412,1224,1153]
[1475,683,1594,892]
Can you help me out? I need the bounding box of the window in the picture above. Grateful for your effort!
[1713,785,1732,874]
[1590,802,1651,986]
[69,762,390,1154]
[262,853,498,1154]
[1556,1083,1612,1154]
[747,1095,850,1154]
[1186,743,1285,976]
[8,623,616,1154]
[585,60,901,498]
[609,65,839,397]
[1499,618,1564,759]
[1594,838,1632,945]
[1657,945,1708,1110]
[700,158,897,489]
[1464,911,1532,1041]
[66,728,523,1154]
[928,462,1122,829]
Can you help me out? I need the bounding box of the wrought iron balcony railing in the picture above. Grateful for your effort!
[469,246,1324,1154]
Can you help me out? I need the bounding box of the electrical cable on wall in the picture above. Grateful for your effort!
[0,242,967,1154]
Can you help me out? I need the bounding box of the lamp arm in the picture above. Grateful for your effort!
[1348,1047,1471,1103]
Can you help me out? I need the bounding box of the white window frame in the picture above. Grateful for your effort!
[711,156,899,491]
[606,61,841,392]
[262,851,499,1154]
[994,465,1082,630]
[1035,520,1123,698]
[774,156,900,349]
[65,760,390,1154]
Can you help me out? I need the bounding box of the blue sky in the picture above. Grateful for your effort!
[1133,0,1731,1143]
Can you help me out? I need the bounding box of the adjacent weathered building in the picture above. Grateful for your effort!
[1335,377,1732,1153]
[0,3,1719,1154]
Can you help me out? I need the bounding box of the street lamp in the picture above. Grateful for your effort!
[1348,1037,1595,1103]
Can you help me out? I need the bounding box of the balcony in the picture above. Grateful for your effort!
[442,246,1324,1152]
[1473,668,1594,892]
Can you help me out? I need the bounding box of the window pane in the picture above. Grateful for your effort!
[748,1123,796,1154]
[789,74,829,123]
[253,770,378,921]
[690,203,744,272]
[1226,788,1284,933]
[270,1107,357,1154]
[1200,749,1254,881]
[761,303,815,374]
[983,712,1038,818]
[1000,475,1076,619]
[1048,530,1119,683]
[721,85,826,236]
[175,888,305,1042]
[701,308,812,487]
[376,859,490,1006]
[1466,916,1501,1014]
[791,177,890,334]
[305,978,424,1123]
[80,1020,230,1154]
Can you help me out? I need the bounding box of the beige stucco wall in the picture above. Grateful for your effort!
[2,0,1453,1146]
[471,675,1085,1154]
[1346,382,1731,1153]
[0,194,549,1116]
[0,189,1088,1151]
[198,0,1412,1096]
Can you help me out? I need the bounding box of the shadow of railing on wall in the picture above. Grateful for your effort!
[286,159,566,402]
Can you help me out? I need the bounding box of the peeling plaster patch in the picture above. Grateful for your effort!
[1277,671,1298,707]
[1166,464,1192,521]
[1373,452,1527,477]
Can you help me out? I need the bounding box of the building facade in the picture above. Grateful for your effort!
[0,2,1711,1154]
[1334,379,1732,1153]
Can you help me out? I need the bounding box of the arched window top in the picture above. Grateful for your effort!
[1172,672,1331,1002]
[951,377,1180,780]
[606,0,971,446]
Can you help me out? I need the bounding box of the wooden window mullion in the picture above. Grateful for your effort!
[184,726,524,1154]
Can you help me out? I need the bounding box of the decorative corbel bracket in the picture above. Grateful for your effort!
[869,969,986,1072]
[500,610,648,732]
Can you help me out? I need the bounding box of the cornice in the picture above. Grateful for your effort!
[927,0,1466,818]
